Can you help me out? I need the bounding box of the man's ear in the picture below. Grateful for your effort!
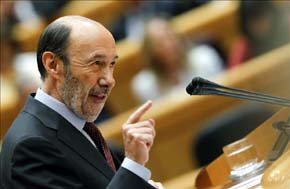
[42,51,64,80]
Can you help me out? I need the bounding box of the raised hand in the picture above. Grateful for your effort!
[122,100,156,165]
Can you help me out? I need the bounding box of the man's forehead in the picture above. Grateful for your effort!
[53,16,109,39]
[59,18,115,49]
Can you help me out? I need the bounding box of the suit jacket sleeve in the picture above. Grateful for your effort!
[10,137,156,189]
[108,167,155,189]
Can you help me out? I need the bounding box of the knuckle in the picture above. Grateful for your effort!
[133,133,142,141]
[127,129,134,136]
[147,120,153,126]
[133,133,140,139]
[122,124,129,132]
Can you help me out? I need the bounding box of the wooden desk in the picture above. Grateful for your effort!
[164,169,201,189]
[196,108,290,188]
[163,108,289,189]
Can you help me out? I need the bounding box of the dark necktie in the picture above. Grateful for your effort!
[83,122,116,172]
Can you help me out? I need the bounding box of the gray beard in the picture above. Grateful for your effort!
[60,71,99,122]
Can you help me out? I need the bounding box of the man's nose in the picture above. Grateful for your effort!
[98,69,115,88]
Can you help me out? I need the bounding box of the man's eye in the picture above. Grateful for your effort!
[95,61,106,67]
[110,61,116,66]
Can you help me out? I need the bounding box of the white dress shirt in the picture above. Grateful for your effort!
[34,88,151,181]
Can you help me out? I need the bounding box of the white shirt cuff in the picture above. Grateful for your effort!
[121,158,151,181]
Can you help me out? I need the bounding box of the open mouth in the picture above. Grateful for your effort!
[89,93,106,103]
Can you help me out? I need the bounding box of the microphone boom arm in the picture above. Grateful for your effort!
[205,87,290,107]
[186,77,290,107]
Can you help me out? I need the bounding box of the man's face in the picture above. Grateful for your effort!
[58,22,117,122]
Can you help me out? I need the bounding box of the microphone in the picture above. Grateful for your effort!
[186,77,290,107]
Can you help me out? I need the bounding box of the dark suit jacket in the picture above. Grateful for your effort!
[1,95,155,189]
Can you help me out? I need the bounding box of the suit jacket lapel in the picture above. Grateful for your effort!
[24,95,115,179]
[57,121,115,179]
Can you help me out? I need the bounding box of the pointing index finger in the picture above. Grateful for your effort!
[126,100,152,124]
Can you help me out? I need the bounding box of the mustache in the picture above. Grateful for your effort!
[89,87,110,95]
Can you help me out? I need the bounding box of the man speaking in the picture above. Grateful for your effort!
[1,16,163,189]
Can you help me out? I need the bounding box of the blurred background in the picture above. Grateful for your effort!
[1,0,290,186]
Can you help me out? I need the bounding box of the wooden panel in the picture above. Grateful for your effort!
[57,1,132,27]
[0,75,21,140]
[12,21,46,52]
[13,1,132,51]
[100,44,290,181]
[171,1,240,53]
[163,169,201,189]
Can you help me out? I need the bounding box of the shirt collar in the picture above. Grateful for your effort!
[34,88,86,131]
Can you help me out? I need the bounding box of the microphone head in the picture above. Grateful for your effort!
[186,77,202,95]
[186,77,219,95]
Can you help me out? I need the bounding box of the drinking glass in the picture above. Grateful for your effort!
[223,138,265,180]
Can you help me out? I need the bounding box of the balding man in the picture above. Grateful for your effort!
[1,16,163,189]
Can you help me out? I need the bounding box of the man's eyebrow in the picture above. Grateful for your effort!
[87,54,105,61]
[88,54,119,62]
[90,53,106,59]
